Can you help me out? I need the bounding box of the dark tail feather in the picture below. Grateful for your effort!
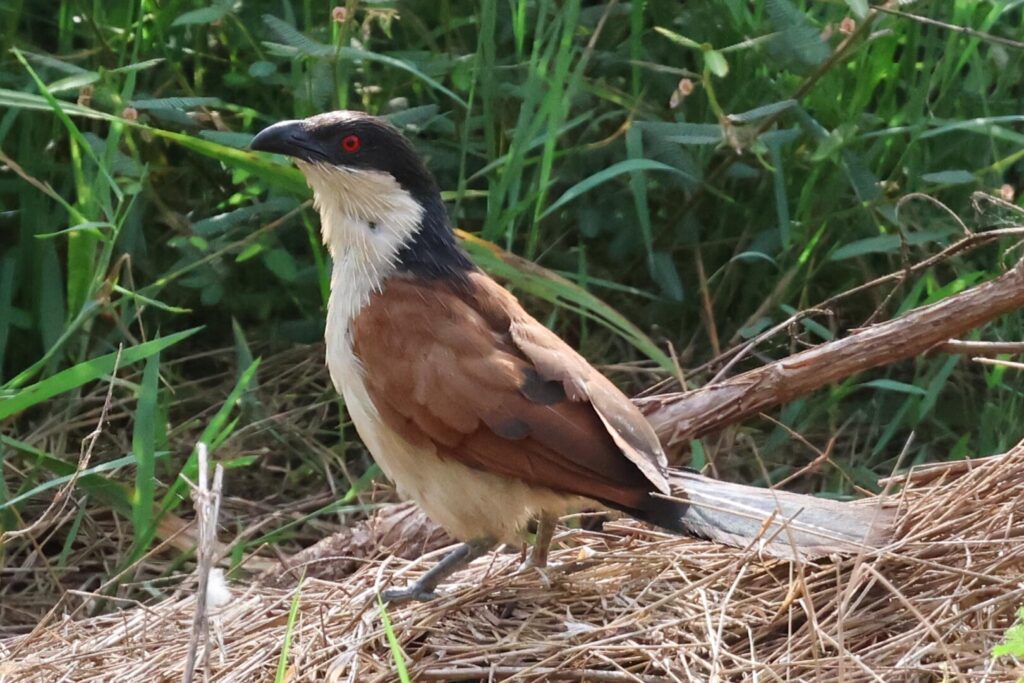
[638,470,893,561]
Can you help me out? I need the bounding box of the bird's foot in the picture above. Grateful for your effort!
[380,538,496,605]
[380,583,439,604]
[517,556,564,589]
[518,554,548,572]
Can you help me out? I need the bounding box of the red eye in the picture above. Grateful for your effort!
[341,134,361,153]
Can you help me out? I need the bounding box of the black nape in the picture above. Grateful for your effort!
[393,192,475,282]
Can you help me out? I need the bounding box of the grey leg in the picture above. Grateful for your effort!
[521,511,557,570]
[381,537,495,603]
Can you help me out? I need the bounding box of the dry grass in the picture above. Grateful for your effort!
[3,439,1023,682]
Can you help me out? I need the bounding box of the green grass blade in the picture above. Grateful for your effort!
[158,358,261,515]
[130,352,160,550]
[10,48,121,206]
[274,581,304,683]
[0,440,171,513]
[378,596,412,683]
[540,160,692,219]
[0,328,201,419]
[0,89,308,196]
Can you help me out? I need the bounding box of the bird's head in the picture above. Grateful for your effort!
[250,111,472,281]
[250,110,437,199]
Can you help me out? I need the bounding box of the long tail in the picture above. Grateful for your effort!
[642,470,893,561]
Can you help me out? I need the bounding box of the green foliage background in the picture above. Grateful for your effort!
[0,0,1023,632]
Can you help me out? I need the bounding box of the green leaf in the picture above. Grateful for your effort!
[262,15,466,108]
[541,159,690,218]
[730,251,779,268]
[198,130,256,148]
[21,50,90,74]
[919,355,960,420]
[653,27,702,50]
[705,50,729,77]
[130,96,222,110]
[191,198,296,237]
[110,58,166,74]
[0,441,171,513]
[728,100,797,124]
[992,607,1024,658]
[235,243,264,262]
[829,230,948,261]
[779,304,834,341]
[263,249,298,282]
[860,379,928,396]
[172,1,233,27]
[831,235,901,260]
[921,170,976,185]
[10,49,122,205]
[639,122,724,146]
[47,72,100,94]
[625,127,657,289]
[0,88,307,195]
[275,583,304,683]
[0,328,201,420]
[651,251,684,301]
[378,597,412,683]
[766,0,830,67]
[262,14,332,55]
[248,61,277,78]
[131,352,161,548]
[112,285,192,314]
[158,358,260,515]
[844,0,869,20]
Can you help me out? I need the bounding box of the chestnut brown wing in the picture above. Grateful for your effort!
[350,274,668,510]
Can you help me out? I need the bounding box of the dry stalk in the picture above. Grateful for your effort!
[937,340,1024,355]
[3,440,1021,681]
[182,443,225,683]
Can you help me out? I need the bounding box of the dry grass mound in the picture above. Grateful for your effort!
[3,441,1023,682]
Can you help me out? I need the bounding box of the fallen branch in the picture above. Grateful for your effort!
[638,257,1024,447]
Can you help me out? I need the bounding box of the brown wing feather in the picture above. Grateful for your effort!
[350,273,668,510]
[466,272,670,494]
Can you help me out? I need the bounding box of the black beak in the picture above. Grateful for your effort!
[250,120,325,162]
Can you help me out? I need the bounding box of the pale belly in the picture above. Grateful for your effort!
[330,346,573,544]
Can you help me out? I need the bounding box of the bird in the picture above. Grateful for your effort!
[249,111,891,603]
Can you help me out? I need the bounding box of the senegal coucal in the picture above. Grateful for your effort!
[250,111,890,603]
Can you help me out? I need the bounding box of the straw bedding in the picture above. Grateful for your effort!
[2,440,1023,682]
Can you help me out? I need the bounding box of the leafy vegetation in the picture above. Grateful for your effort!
[994,607,1024,663]
[0,0,1022,635]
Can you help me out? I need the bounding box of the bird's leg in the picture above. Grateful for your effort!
[520,511,558,571]
[381,537,495,603]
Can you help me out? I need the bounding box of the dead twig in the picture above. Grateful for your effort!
[973,356,1024,371]
[936,340,1024,355]
[182,443,225,683]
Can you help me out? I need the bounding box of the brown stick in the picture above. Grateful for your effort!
[637,258,1024,447]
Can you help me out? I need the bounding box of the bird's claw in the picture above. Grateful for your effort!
[518,555,547,572]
